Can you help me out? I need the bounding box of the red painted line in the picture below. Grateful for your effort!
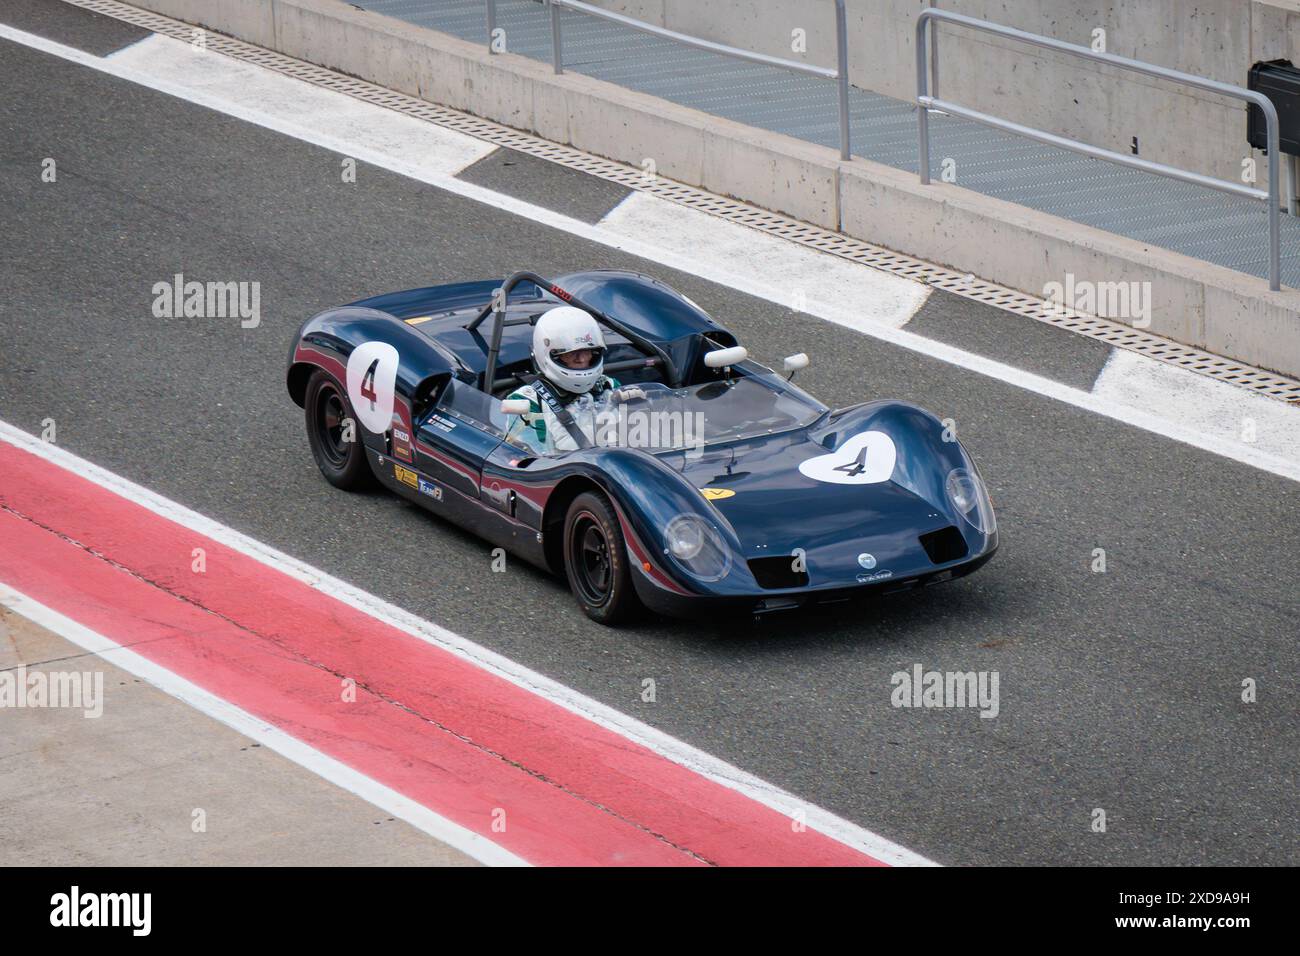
[0,441,884,866]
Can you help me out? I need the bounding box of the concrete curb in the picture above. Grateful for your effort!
[123,0,1300,377]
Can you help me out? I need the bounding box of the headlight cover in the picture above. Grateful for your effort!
[664,514,732,582]
[945,467,995,535]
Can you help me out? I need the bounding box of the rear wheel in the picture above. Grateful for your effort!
[304,369,376,491]
[563,491,641,625]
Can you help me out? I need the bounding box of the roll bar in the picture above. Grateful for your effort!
[467,271,681,390]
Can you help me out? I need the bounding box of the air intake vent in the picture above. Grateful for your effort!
[748,556,809,589]
[919,526,968,564]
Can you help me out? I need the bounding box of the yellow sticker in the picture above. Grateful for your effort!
[700,487,735,500]
[394,464,419,489]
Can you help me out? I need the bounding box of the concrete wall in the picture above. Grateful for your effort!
[837,158,1300,373]
[589,0,1300,188]
[120,0,1300,377]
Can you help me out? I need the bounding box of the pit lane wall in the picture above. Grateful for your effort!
[127,0,1300,378]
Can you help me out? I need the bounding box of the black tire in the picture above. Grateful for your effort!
[563,491,642,625]
[304,369,376,491]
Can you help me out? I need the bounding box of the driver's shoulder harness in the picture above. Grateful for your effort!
[508,374,618,450]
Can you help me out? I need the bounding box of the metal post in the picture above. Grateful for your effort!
[486,0,497,54]
[1246,91,1283,290]
[550,0,564,74]
[930,12,940,99]
[834,0,851,161]
[1282,153,1296,218]
[484,288,506,394]
[1284,154,1294,217]
[916,16,930,184]
[1266,102,1281,291]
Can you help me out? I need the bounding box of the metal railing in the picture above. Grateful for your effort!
[486,0,852,161]
[916,7,1284,290]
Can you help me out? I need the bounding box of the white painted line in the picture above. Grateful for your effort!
[599,192,930,329]
[0,419,936,867]
[107,34,497,177]
[4,22,1296,482]
[1093,349,1300,463]
[0,581,527,868]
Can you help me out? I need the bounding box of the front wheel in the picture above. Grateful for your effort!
[563,491,642,625]
[304,369,376,491]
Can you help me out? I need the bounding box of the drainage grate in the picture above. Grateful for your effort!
[65,0,1300,406]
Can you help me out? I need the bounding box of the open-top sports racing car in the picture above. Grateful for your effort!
[287,270,997,623]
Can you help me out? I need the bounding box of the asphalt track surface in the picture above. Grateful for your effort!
[1,5,1297,866]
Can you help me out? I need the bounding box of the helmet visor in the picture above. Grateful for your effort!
[551,346,603,370]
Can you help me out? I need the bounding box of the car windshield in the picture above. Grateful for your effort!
[513,372,826,458]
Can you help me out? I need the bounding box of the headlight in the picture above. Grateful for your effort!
[945,467,995,535]
[664,514,731,581]
[946,469,977,513]
[666,515,706,560]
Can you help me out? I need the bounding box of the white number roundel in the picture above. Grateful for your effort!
[799,430,897,485]
[346,341,400,434]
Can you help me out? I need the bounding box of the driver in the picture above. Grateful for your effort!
[506,306,636,454]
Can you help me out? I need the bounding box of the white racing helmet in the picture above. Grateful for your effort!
[533,305,606,394]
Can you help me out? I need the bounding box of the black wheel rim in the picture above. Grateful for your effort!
[570,513,612,607]
[315,386,350,468]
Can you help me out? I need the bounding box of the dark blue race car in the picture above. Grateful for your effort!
[287,270,997,624]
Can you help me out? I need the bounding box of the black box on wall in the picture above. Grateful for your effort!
[1248,60,1300,156]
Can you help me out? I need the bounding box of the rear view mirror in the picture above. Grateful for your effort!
[783,353,810,374]
[500,398,532,415]
[703,345,749,369]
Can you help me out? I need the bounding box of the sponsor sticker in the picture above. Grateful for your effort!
[857,570,893,583]
[394,464,419,489]
[700,488,735,501]
[390,421,410,463]
[391,416,414,462]
[417,477,443,501]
